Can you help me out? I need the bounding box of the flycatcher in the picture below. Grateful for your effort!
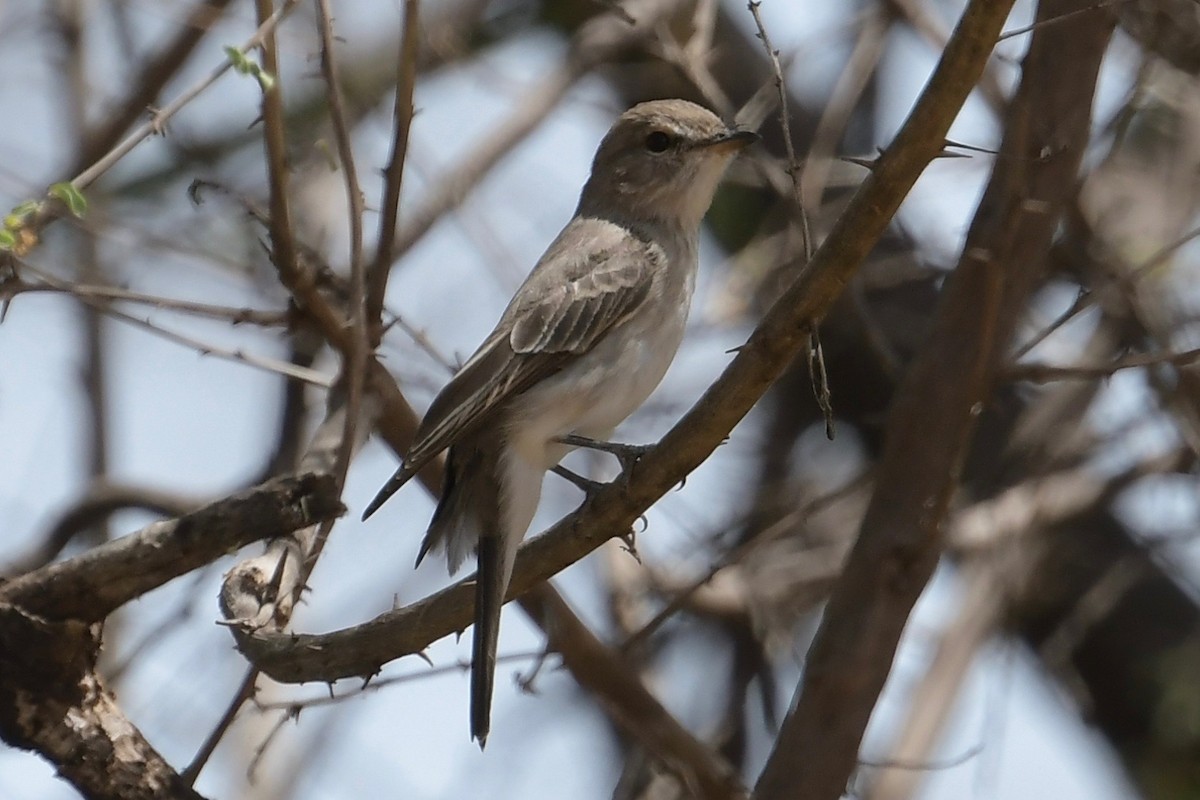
[363,99,756,746]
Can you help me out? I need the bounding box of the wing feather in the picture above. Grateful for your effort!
[399,227,658,480]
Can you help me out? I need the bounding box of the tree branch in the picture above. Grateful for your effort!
[519,585,747,800]
[0,605,208,800]
[753,2,1115,798]
[0,473,341,621]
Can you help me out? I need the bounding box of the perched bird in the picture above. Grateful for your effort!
[362,99,756,746]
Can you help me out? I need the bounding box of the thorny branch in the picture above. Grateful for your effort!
[235,0,1015,698]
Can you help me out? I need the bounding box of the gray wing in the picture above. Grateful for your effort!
[361,223,657,519]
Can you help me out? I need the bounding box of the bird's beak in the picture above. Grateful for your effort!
[697,129,759,153]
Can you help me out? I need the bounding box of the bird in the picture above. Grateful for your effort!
[362,99,756,746]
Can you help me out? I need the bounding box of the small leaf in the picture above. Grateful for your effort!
[224,45,253,75]
[11,200,39,218]
[5,200,41,229]
[49,182,87,217]
[0,229,15,250]
[253,68,276,93]
[224,45,275,92]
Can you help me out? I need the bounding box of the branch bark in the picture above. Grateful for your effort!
[0,473,341,621]
[753,2,1116,798]
[0,605,207,800]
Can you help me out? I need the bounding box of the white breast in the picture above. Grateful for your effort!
[505,245,696,470]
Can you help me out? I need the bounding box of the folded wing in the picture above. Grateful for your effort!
[361,224,658,518]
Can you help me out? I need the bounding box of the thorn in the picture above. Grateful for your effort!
[840,153,881,170]
[551,464,606,496]
[555,433,652,472]
[620,528,641,563]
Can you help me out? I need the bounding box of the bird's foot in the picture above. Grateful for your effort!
[555,434,652,472]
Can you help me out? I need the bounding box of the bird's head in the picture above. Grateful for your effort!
[577,99,757,229]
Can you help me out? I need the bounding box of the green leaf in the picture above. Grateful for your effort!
[253,68,276,93]
[0,229,15,250]
[224,45,254,75]
[224,45,275,92]
[5,200,40,229]
[49,182,87,217]
[11,200,39,218]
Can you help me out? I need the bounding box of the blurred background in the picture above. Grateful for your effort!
[1,0,1198,798]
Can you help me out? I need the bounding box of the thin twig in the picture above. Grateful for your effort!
[1014,222,1200,359]
[255,0,303,315]
[74,1,300,192]
[314,1,365,302]
[382,310,458,371]
[314,0,369,493]
[3,264,289,326]
[70,0,238,176]
[747,1,811,260]
[254,650,549,710]
[859,744,984,772]
[181,668,259,785]
[619,470,870,654]
[997,0,1127,41]
[748,1,834,436]
[95,300,332,386]
[367,0,420,339]
[1010,345,1200,383]
[54,0,110,528]
[521,585,746,799]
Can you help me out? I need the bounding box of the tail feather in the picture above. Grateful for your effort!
[471,534,502,747]
[469,486,527,748]
[416,447,461,568]
[361,462,419,520]
[419,445,481,573]
[409,431,538,747]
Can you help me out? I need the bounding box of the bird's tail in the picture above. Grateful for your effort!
[416,439,508,746]
[417,435,538,747]
[470,509,525,748]
[471,534,502,747]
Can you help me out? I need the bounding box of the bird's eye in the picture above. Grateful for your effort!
[644,131,672,153]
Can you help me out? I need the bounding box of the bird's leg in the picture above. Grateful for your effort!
[555,433,652,472]
[551,464,606,495]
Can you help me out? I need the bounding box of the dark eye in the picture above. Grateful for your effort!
[644,131,672,153]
